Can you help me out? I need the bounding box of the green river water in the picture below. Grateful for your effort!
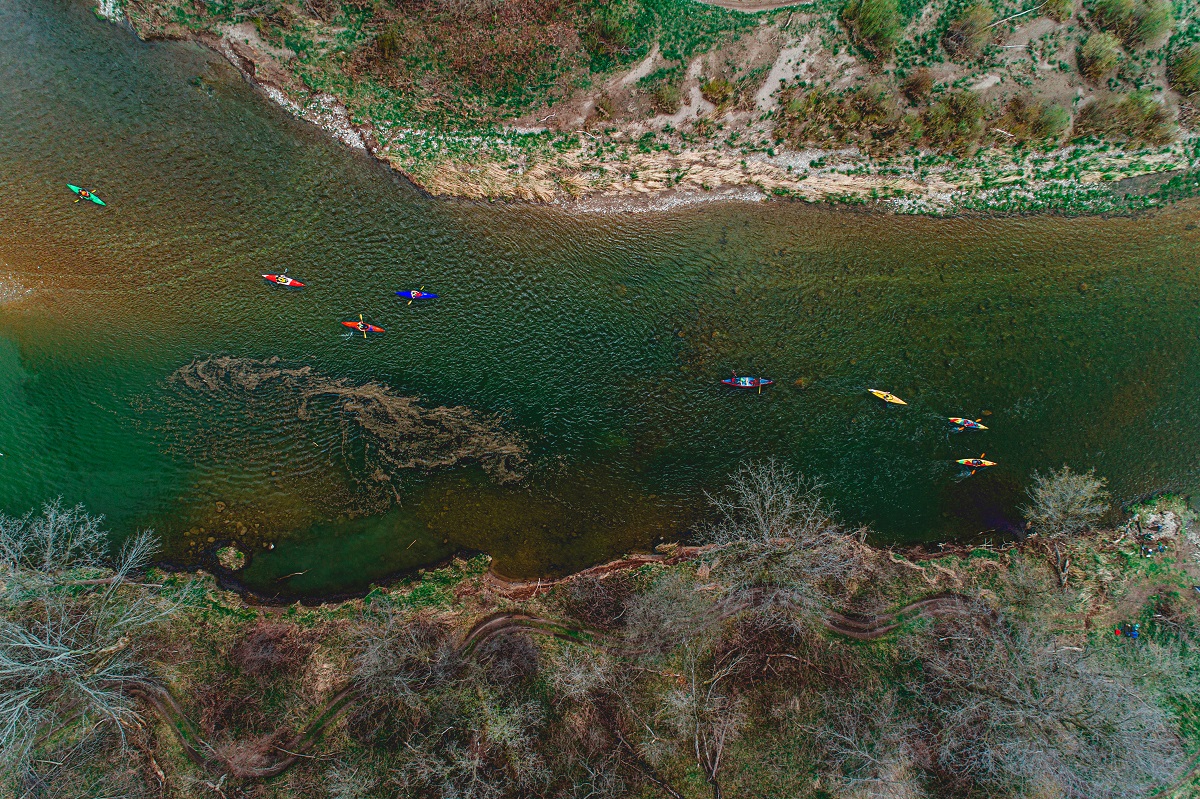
[3,0,1200,598]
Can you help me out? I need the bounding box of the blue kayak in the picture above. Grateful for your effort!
[397,289,438,301]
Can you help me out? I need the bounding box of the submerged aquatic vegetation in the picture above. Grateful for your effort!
[172,356,527,483]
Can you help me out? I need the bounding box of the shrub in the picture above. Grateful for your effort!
[353,609,460,714]
[997,94,1070,140]
[559,572,637,630]
[653,81,683,113]
[700,77,734,106]
[842,0,904,57]
[1078,32,1121,81]
[903,67,934,103]
[1044,0,1075,22]
[923,89,985,149]
[1073,90,1175,144]
[375,22,401,60]
[1091,0,1173,48]
[778,84,902,149]
[943,3,996,60]
[581,3,640,68]
[1080,31,1123,81]
[477,631,540,689]
[1168,46,1200,96]
[230,621,310,681]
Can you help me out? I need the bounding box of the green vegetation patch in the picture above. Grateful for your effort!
[1088,0,1174,48]
[996,94,1071,140]
[842,0,905,57]
[943,1,996,60]
[1073,90,1176,144]
[1079,31,1122,82]
[778,83,907,150]
[923,88,985,150]
[1169,45,1200,95]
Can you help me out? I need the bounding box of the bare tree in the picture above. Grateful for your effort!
[0,524,184,789]
[350,605,555,799]
[352,607,461,715]
[806,690,927,799]
[699,459,867,614]
[1022,466,1110,587]
[902,610,1185,798]
[0,499,108,577]
[637,643,748,799]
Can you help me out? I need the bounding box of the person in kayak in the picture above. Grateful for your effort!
[357,321,370,332]
[75,188,92,202]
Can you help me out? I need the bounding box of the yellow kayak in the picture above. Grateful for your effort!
[868,389,907,405]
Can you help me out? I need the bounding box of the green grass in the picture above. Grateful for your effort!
[1169,46,1200,94]
[1079,31,1122,81]
[842,0,905,57]
[1088,0,1175,48]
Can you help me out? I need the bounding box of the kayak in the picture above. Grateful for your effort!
[956,457,996,468]
[869,389,907,405]
[949,417,988,430]
[67,184,105,206]
[397,289,438,301]
[723,376,773,389]
[342,320,385,334]
[262,273,305,288]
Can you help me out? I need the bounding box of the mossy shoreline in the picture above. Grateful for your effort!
[5,465,1200,798]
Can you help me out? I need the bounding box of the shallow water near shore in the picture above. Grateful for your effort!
[3,0,1200,598]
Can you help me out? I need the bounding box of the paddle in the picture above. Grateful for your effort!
[360,313,367,339]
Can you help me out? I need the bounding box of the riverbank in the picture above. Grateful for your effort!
[104,0,1200,214]
[5,488,1199,798]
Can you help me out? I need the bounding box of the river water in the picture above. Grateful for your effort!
[3,0,1200,598]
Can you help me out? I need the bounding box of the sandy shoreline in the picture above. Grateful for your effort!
[109,23,974,214]
[105,13,1195,216]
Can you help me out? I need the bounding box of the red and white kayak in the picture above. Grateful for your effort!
[342,320,384,334]
[262,273,305,288]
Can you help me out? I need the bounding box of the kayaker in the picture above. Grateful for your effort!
[76,188,91,202]
[357,321,369,332]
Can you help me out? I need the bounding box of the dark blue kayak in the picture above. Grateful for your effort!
[397,289,438,301]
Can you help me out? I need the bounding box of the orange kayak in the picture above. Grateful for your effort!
[342,320,384,334]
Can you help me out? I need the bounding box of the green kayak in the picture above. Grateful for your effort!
[67,184,105,206]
